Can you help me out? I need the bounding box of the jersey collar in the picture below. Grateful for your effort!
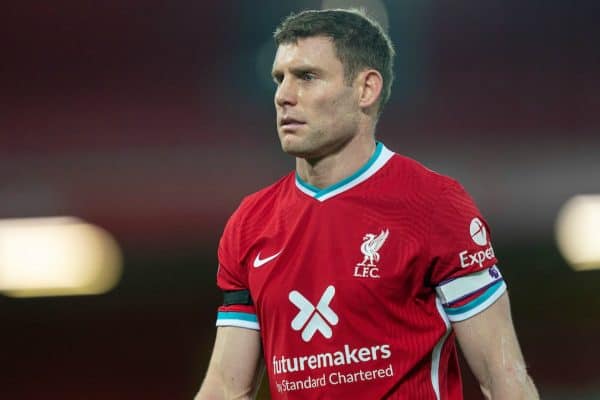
[295,142,394,202]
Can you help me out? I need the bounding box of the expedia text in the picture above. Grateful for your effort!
[459,245,495,268]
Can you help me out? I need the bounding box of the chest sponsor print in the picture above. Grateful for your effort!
[274,284,395,394]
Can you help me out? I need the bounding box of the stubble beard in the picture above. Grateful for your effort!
[280,129,360,168]
[278,128,327,160]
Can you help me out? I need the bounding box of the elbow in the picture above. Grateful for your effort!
[195,377,256,400]
[481,367,539,400]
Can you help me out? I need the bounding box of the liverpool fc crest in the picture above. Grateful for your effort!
[354,229,389,278]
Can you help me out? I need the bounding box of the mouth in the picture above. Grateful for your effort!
[279,117,305,128]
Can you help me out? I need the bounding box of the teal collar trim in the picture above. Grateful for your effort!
[295,142,394,202]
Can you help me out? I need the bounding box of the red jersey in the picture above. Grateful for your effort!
[216,142,505,399]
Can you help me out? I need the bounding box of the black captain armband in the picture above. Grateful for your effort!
[223,289,253,306]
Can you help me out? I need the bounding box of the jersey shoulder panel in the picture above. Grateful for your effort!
[384,153,455,197]
[217,172,295,290]
[232,171,296,234]
[387,153,505,320]
[385,153,497,273]
[215,172,295,330]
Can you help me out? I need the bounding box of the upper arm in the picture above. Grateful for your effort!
[453,292,538,399]
[199,198,265,399]
[196,326,264,400]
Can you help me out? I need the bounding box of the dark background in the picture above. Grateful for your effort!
[1,1,599,398]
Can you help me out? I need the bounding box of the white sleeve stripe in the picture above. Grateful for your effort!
[215,319,260,330]
[444,281,507,322]
[436,265,502,305]
[216,311,260,330]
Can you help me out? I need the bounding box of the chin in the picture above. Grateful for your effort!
[280,143,303,157]
[281,136,330,160]
[279,135,302,154]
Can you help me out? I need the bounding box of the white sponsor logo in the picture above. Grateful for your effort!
[459,217,495,268]
[459,246,496,268]
[277,287,396,392]
[289,286,338,342]
[275,364,394,393]
[354,229,389,279]
[253,250,282,268]
[272,343,392,375]
[469,217,487,246]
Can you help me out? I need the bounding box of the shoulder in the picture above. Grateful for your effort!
[229,171,295,226]
[384,151,461,197]
[219,171,294,252]
[373,149,481,231]
[385,154,488,247]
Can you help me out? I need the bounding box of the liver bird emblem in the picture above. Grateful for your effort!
[357,229,389,267]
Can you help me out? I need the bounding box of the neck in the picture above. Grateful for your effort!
[296,133,377,190]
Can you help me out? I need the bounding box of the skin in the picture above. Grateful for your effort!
[271,36,383,189]
[196,35,539,400]
[454,293,539,399]
[195,327,263,400]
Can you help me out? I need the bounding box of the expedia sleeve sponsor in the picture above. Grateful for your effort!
[458,244,496,268]
[428,181,499,285]
[427,181,506,321]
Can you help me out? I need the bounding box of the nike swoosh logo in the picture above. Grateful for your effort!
[253,251,282,268]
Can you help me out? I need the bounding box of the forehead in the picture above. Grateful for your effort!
[272,36,342,72]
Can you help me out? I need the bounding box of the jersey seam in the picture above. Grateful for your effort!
[425,180,455,287]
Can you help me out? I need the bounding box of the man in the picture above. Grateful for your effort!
[197,9,538,400]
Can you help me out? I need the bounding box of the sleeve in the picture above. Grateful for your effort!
[215,202,260,330]
[428,180,506,322]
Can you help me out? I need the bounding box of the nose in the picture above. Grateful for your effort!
[275,76,298,108]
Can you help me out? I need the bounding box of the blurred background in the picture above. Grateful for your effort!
[1,1,599,399]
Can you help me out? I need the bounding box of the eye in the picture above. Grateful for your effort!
[272,74,283,85]
[301,72,316,81]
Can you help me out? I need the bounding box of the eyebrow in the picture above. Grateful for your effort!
[271,64,324,80]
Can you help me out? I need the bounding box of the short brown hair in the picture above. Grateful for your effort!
[274,9,395,116]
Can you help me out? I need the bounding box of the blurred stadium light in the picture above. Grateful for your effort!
[0,217,122,297]
[556,195,600,271]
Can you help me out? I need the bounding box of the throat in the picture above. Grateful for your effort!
[296,140,378,190]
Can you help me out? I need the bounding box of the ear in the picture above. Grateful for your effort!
[356,69,383,111]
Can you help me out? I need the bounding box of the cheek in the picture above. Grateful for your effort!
[303,86,358,130]
[328,94,359,125]
[312,93,349,120]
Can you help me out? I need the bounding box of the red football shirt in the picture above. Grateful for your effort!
[216,142,505,399]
